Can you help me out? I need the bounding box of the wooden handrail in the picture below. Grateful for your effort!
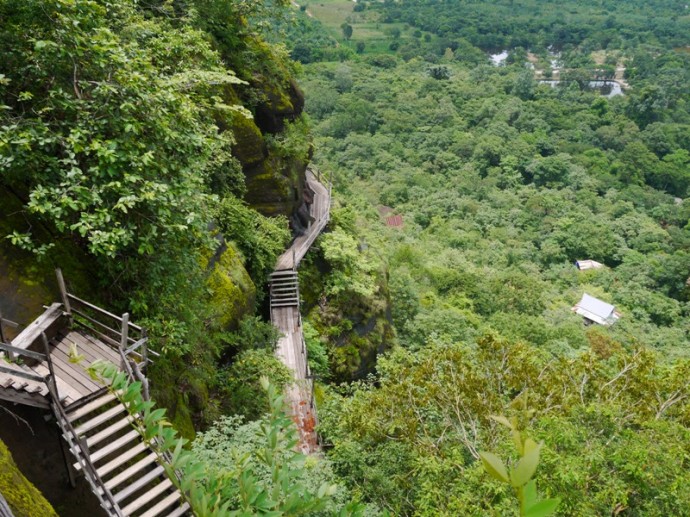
[0,342,47,362]
[41,332,123,516]
[0,364,46,383]
[67,293,143,332]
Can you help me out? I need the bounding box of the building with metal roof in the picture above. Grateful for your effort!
[572,293,620,326]
[575,259,604,271]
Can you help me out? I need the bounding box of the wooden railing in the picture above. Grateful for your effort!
[0,335,123,515]
[46,374,124,516]
[56,269,158,376]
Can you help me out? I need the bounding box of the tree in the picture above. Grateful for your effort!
[341,23,353,40]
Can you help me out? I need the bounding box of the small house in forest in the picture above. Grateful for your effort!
[576,259,604,270]
[572,293,620,326]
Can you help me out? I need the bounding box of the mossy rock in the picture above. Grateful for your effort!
[229,112,267,168]
[254,77,305,134]
[206,243,256,329]
[170,392,197,441]
[243,154,307,218]
[0,439,57,517]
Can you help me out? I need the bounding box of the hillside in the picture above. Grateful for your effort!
[286,0,690,514]
[0,0,689,515]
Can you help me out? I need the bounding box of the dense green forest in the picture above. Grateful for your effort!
[1,0,690,515]
[283,0,690,515]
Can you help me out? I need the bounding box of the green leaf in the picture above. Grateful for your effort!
[525,498,561,517]
[479,451,509,483]
[489,415,514,430]
[523,479,538,509]
[510,442,541,487]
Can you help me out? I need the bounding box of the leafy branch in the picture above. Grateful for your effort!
[479,415,560,517]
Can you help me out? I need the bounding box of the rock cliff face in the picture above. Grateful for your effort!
[225,78,310,230]
[0,439,57,517]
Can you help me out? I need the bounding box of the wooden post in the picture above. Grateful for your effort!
[0,312,7,361]
[120,313,129,372]
[0,309,6,352]
[141,329,148,371]
[55,268,71,314]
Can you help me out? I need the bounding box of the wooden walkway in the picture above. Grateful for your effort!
[270,167,330,454]
[275,169,331,271]
[0,283,189,517]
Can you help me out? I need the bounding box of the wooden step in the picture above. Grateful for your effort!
[165,502,190,517]
[121,478,173,515]
[96,442,148,478]
[1,376,14,388]
[139,490,184,517]
[113,465,165,503]
[270,270,298,277]
[67,391,117,423]
[104,452,158,492]
[90,429,139,463]
[86,415,134,448]
[74,403,127,436]
[73,428,139,472]
[10,380,28,391]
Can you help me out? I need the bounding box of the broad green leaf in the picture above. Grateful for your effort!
[524,438,540,455]
[510,442,541,487]
[523,479,538,509]
[525,498,561,517]
[489,415,514,430]
[479,451,509,483]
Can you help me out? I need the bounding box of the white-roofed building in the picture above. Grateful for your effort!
[572,293,621,326]
[575,259,604,271]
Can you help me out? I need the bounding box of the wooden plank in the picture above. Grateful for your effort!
[78,332,122,364]
[11,303,66,353]
[46,352,100,396]
[96,442,147,478]
[113,465,165,503]
[90,429,139,464]
[166,502,191,517]
[54,333,102,364]
[104,452,158,491]
[121,478,173,516]
[30,363,81,403]
[67,391,117,422]
[139,489,184,517]
[0,387,50,409]
[74,403,127,436]
[68,332,120,365]
[86,415,133,448]
[49,347,102,393]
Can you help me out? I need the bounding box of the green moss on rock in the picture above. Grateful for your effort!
[243,155,307,218]
[229,112,266,168]
[171,392,197,441]
[206,244,256,329]
[0,439,57,517]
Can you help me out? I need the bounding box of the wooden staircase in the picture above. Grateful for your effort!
[0,274,190,516]
[54,390,189,517]
[269,270,300,309]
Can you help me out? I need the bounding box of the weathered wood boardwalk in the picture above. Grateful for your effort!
[270,168,330,454]
[0,276,189,517]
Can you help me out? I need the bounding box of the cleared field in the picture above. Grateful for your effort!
[307,0,356,29]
